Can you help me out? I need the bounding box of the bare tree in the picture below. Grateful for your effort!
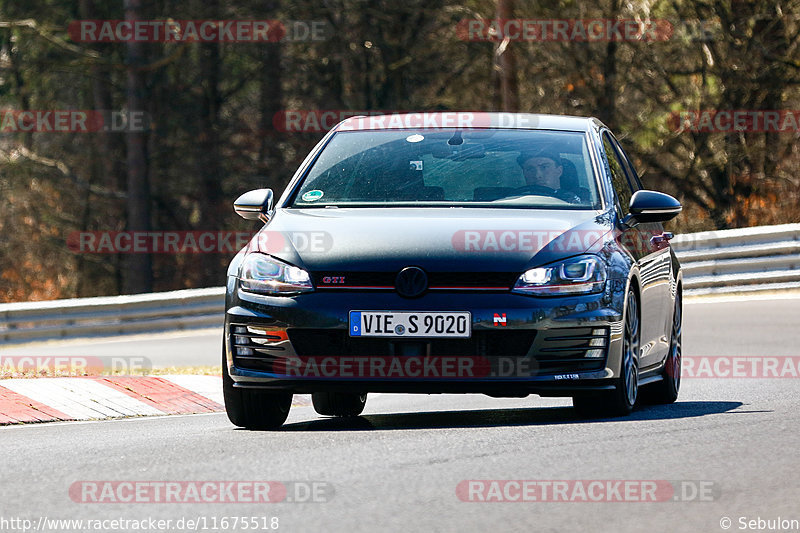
[123,0,153,293]
[496,0,519,111]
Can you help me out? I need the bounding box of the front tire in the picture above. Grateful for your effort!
[574,289,640,418]
[312,392,367,417]
[223,346,292,429]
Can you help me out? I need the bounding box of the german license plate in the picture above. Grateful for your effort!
[349,311,471,338]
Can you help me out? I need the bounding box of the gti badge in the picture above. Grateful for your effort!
[322,276,346,284]
[493,313,507,326]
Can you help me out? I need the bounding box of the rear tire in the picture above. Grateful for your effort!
[312,392,367,417]
[573,289,640,418]
[223,346,292,429]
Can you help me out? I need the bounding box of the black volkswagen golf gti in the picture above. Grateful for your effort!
[223,113,683,429]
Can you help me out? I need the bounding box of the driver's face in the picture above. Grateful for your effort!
[522,157,562,189]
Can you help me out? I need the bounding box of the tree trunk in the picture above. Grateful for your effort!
[496,0,519,112]
[123,0,153,293]
[597,0,619,126]
[258,1,284,182]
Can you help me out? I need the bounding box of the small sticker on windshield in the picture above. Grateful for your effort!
[302,190,324,202]
[409,161,423,171]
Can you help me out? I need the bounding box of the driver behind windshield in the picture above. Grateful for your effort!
[516,150,581,204]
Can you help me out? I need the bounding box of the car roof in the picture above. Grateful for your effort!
[332,112,606,133]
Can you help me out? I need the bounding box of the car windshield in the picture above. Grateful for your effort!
[290,129,601,209]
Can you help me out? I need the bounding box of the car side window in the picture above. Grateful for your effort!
[602,133,634,213]
[612,137,643,191]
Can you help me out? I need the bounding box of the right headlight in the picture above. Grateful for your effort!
[239,253,314,296]
[512,255,607,296]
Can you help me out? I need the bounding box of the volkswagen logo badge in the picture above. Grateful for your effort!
[395,266,428,298]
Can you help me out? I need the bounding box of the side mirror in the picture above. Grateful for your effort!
[624,190,682,225]
[234,188,273,221]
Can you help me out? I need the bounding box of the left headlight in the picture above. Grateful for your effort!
[239,253,314,296]
[512,255,607,296]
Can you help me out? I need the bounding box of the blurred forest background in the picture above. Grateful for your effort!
[1,0,799,302]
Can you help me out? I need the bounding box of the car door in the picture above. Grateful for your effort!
[613,137,673,366]
[601,132,670,370]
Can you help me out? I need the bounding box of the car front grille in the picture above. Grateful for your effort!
[287,329,536,358]
[287,327,607,375]
[231,324,609,376]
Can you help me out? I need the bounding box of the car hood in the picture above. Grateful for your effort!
[246,207,615,274]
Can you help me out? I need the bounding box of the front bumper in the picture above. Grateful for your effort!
[224,276,627,396]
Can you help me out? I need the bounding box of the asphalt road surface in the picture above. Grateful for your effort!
[1,294,799,533]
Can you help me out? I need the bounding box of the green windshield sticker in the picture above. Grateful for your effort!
[302,190,324,202]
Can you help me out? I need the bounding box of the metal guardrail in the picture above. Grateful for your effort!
[0,287,225,343]
[0,223,798,343]
[673,223,800,295]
